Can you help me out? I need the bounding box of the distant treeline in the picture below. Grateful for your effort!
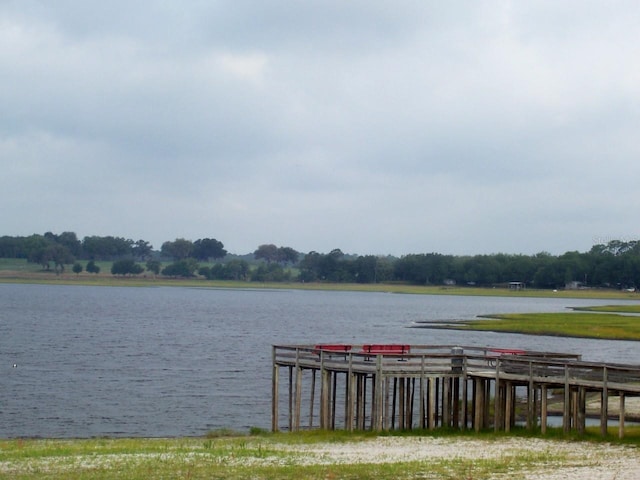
[1,232,639,289]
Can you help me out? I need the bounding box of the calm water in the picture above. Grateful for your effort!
[1,283,638,438]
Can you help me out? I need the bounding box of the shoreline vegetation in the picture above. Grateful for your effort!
[2,429,640,479]
[414,306,640,341]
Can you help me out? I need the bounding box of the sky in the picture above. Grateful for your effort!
[1,1,639,256]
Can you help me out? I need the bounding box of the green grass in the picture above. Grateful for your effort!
[0,429,635,480]
[455,311,640,341]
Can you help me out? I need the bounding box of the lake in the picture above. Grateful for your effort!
[1,283,638,438]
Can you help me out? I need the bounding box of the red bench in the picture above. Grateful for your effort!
[314,344,352,358]
[487,348,526,367]
[361,344,411,360]
[488,348,526,356]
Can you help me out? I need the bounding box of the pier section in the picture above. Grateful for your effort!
[272,344,640,438]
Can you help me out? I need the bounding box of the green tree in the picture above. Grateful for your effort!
[45,244,75,274]
[162,259,199,277]
[254,244,279,263]
[86,260,100,274]
[251,263,291,282]
[82,236,133,260]
[277,246,299,265]
[72,262,83,275]
[132,240,153,260]
[193,238,227,261]
[161,238,193,260]
[57,231,82,257]
[146,260,161,275]
[111,259,144,275]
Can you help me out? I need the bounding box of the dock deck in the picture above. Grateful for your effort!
[272,344,640,438]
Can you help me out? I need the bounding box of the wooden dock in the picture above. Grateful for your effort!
[272,344,640,438]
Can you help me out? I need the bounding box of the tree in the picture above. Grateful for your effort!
[111,259,144,275]
[146,260,161,275]
[161,259,199,277]
[57,231,82,257]
[86,260,100,274]
[193,238,227,261]
[298,251,322,282]
[161,238,193,260]
[277,246,299,265]
[251,263,291,282]
[72,262,83,275]
[44,244,75,274]
[132,240,153,260]
[82,236,133,260]
[254,244,279,263]
[24,234,51,268]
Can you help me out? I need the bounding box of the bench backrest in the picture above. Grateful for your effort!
[362,344,410,354]
[314,344,352,353]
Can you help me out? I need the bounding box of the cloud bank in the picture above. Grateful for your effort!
[2,1,639,255]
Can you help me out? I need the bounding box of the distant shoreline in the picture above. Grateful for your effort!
[2,272,640,300]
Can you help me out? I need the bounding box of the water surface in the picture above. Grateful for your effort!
[1,283,637,437]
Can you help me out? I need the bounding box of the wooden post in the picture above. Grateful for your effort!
[391,377,398,430]
[442,377,451,428]
[527,361,535,430]
[309,369,316,429]
[483,379,491,429]
[541,385,548,434]
[428,377,437,429]
[462,373,469,430]
[504,381,512,433]
[384,377,391,430]
[320,353,329,429]
[272,347,279,432]
[453,377,460,429]
[399,377,406,430]
[435,378,441,428]
[619,393,626,439]
[331,370,337,430]
[288,366,293,431]
[294,365,302,431]
[408,378,416,430]
[563,364,571,434]
[419,357,426,429]
[601,367,609,437]
[576,387,585,434]
[357,374,365,430]
[474,378,483,433]
[374,355,384,431]
[349,371,356,431]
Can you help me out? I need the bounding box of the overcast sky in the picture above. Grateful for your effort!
[2,1,639,256]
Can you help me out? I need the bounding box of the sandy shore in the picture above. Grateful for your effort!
[276,436,640,479]
[1,436,638,478]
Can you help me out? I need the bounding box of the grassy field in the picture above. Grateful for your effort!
[1,429,639,480]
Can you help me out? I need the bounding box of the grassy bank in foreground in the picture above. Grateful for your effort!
[455,311,640,341]
[1,429,639,480]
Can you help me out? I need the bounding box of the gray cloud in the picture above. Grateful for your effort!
[1,1,639,255]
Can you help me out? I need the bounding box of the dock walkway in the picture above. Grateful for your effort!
[272,344,640,438]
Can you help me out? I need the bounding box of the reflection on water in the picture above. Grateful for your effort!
[1,283,638,438]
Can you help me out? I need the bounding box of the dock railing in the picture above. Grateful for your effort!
[272,344,640,437]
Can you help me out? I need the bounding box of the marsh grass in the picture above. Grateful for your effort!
[454,311,640,341]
